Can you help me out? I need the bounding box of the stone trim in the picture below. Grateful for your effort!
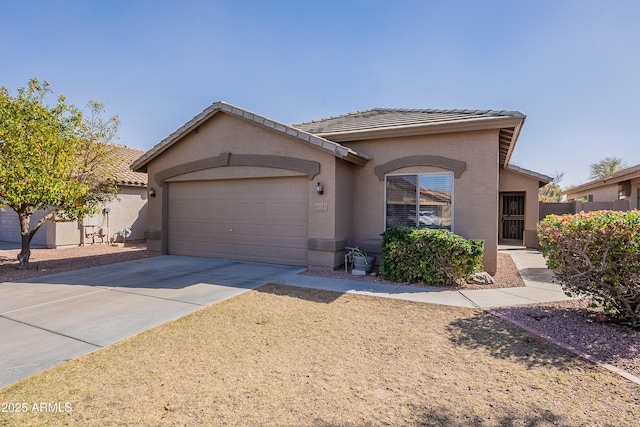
[155,152,321,182]
[374,155,467,180]
[144,229,163,240]
[308,238,347,252]
[161,181,169,254]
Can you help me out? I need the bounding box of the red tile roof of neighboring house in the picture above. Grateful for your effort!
[113,146,148,186]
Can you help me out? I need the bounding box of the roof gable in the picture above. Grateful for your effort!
[294,108,526,167]
[132,102,371,172]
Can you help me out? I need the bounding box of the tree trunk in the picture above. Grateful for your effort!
[17,212,32,267]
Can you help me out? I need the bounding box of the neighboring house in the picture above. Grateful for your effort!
[132,102,550,274]
[562,163,640,211]
[0,146,148,247]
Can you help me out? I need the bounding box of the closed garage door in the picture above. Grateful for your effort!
[167,177,309,266]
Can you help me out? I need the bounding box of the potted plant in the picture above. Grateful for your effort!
[352,248,376,274]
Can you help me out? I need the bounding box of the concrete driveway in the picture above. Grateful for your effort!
[0,255,303,389]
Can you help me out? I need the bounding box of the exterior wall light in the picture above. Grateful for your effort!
[149,188,156,198]
[316,182,324,195]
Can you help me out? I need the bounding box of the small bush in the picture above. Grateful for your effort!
[538,210,640,329]
[379,227,484,286]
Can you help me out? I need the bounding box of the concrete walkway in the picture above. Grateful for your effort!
[279,247,569,309]
[0,247,567,389]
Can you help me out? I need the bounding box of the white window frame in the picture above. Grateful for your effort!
[384,172,454,232]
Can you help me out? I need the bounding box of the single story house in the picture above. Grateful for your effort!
[0,146,148,247]
[562,163,640,211]
[132,102,550,274]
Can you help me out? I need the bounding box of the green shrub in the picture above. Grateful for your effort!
[538,210,640,329]
[379,227,484,286]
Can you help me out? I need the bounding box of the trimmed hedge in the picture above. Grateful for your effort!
[538,210,640,329]
[379,227,484,286]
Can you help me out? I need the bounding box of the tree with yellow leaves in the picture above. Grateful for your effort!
[0,79,121,266]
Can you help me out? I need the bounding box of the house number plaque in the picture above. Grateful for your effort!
[314,203,328,211]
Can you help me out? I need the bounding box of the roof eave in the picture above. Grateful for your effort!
[132,102,370,172]
[504,164,552,187]
[118,181,148,188]
[562,167,640,196]
[502,115,525,167]
[310,116,523,142]
[312,115,525,169]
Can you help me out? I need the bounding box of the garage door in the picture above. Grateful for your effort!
[167,177,309,266]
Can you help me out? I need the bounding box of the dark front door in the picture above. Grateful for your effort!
[500,193,525,243]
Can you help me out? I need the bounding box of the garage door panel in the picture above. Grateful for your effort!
[168,177,309,266]
[250,225,269,236]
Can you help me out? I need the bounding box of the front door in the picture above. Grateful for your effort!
[500,193,525,243]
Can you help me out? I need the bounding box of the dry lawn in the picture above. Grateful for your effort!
[1,284,638,426]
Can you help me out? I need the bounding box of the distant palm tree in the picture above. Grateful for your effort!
[589,157,627,180]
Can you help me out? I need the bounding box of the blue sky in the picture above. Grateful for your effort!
[3,0,639,187]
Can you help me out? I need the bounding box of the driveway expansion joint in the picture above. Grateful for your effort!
[0,288,108,316]
[0,314,102,349]
[100,286,207,306]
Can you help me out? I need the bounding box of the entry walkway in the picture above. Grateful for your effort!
[0,248,567,389]
[278,247,569,309]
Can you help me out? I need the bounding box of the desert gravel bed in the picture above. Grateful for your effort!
[0,241,149,283]
[493,300,640,380]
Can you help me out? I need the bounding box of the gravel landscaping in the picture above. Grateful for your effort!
[0,241,149,283]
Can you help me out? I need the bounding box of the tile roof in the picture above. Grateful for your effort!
[112,146,147,186]
[293,108,525,135]
[294,108,526,167]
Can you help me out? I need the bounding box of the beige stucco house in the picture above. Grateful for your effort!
[0,146,148,247]
[132,102,550,274]
[563,163,640,211]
